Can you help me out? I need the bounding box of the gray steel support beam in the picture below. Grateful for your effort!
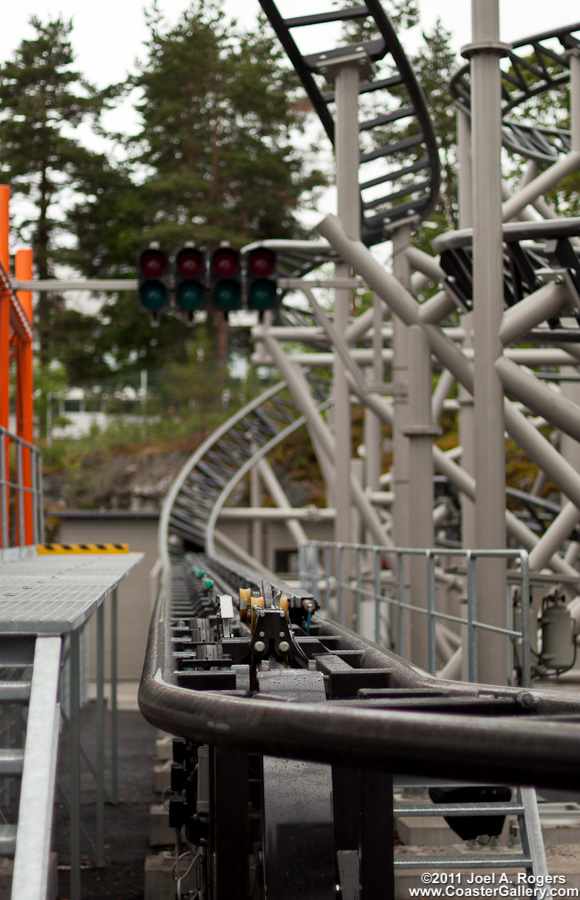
[433,444,580,588]
[501,152,580,222]
[333,61,361,556]
[392,226,411,552]
[316,215,580,594]
[404,247,447,284]
[407,324,436,669]
[263,334,389,553]
[256,458,309,548]
[500,283,569,346]
[457,103,477,549]
[496,357,580,443]
[432,369,455,422]
[528,502,580,572]
[363,293,383,533]
[572,51,580,152]
[467,0,508,684]
[251,458,263,564]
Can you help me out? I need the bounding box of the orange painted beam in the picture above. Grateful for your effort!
[15,249,34,545]
[0,186,9,548]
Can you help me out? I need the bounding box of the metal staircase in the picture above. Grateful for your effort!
[0,635,61,900]
[394,783,550,885]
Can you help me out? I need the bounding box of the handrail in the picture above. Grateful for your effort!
[0,424,44,558]
[139,554,580,793]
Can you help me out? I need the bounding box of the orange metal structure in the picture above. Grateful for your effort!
[0,185,35,547]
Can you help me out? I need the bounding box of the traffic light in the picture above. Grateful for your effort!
[137,248,170,320]
[210,247,241,312]
[246,248,278,311]
[175,246,206,311]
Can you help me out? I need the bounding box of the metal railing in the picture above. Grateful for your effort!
[299,542,531,687]
[0,426,44,560]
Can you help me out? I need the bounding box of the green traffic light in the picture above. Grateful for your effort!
[249,278,277,310]
[140,280,168,311]
[213,278,241,311]
[177,281,205,310]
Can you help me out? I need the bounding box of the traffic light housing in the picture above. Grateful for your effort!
[210,247,241,312]
[246,248,278,311]
[175,247,206,311]
[137,248,170,319]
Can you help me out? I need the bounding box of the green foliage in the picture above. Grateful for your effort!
[0,17,111,366]
[60,0,326,377]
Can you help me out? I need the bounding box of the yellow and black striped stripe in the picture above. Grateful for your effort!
[37,543,129,554]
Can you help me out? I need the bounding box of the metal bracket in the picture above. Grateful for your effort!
[535,267,580,314]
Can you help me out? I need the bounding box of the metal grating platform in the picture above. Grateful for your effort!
[0,554,142,633]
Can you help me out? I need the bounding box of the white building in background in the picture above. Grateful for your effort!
[50,387,109,439]
[48,385,145,440]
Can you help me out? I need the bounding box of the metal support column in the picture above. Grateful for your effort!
[70,628,81,900]
[96,603,105,866]
[364,294,383,539]
[464,0,508,684]
[392,225,412,657]
[360,769,394,900]
[250,458,263,564]
[332,59,361,591]
[212,747,249,900]
[406,324,436,669]
[457,105,476,549]
[111,587,118,803]
[392,225,411,549]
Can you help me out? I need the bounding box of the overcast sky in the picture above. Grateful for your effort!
[1,1,579,91]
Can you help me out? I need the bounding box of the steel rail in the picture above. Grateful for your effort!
[139,574,580,792]
[450,22,580,162]
[258,0,440,251]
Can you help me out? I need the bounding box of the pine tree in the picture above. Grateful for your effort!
[0,16,108,367]
[66,0,325,375]
[130,0,321,248]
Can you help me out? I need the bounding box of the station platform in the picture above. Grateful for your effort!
[0,552,142,633]
[0,551,142,900]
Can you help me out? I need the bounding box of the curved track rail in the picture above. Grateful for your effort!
[258,0,440,255]
[160,370,331,561]
[451,23,580,162]
[141,550,580,788]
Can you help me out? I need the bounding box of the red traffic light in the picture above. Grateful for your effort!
[176,247,205,279]
[248,248,276,278]
[212,247,240,279]
[139,248,168,279]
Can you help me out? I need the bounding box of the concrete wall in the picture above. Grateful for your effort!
[54,512,158,681]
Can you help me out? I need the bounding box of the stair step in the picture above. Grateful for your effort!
[0,750,24,777]
[0,682,31,703]
[395,802,525,817]
[0,824,17,858]
[395,854,533,870]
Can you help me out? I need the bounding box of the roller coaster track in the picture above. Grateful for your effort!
[137,14,580,898]
[258,0,440,253]
[450,23,580,162]
[159,370,332,560]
